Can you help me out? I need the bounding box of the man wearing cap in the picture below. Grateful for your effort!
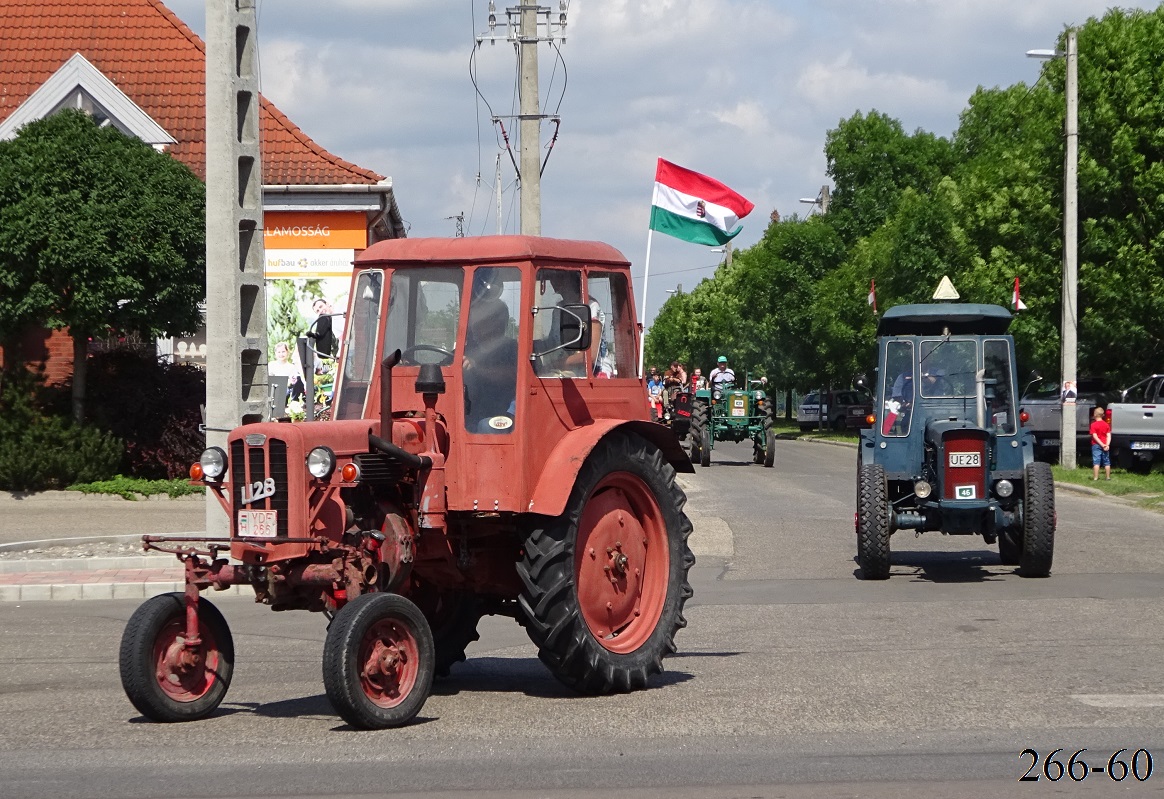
[708,356,736,389]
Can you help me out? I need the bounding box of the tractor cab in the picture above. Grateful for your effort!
[855,281,1054,580]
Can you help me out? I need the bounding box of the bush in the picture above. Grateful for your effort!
[0,369,123,491]
[78,346,206,479]
[67,476,202,500]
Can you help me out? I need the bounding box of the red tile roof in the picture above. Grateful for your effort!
[0,0,383,185]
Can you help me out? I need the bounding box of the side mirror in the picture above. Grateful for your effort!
[1028,369,1042,381]
[855,373,868,389]
[557,303,592,351]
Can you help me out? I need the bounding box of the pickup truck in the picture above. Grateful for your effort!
[1019,378,1117,463]
[1109,374,1164,472]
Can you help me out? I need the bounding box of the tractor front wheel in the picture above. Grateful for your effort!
[518,431,695,694]
[1019,462,1055,577]
[119,592,234,723]
[763,429,776,467]
[322,592,435,729]
[856,464,891,580]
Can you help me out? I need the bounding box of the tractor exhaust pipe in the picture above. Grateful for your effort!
[380,349,402,427]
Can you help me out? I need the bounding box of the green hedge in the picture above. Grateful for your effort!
[0,369,123,491]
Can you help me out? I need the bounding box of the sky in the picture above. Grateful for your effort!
[163,0,1160,328]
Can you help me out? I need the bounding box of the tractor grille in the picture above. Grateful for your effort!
[353,452,409,485]
[728,393,750,419]
[230,437,289,537]
[941,431,986,501]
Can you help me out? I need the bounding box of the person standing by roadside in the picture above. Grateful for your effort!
[1090,406,1112,481]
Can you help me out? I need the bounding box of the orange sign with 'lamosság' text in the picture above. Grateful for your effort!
[263,211,367,250]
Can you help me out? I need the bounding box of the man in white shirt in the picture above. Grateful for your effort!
[708,355,736,389]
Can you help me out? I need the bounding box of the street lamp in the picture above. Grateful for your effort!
[1028,30,1079,469]
[799,185,831,215]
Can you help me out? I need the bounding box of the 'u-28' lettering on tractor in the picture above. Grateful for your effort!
[240,477,276,505]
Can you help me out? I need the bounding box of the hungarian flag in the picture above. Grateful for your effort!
[867,279,877,315]
[1013,276,1027,311]
[649,158,754,246]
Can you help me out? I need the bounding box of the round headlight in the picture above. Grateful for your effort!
[754,390,764,401]
[199,447,227,480]
[306,446,336,480]
[713,390,722,401]
[914,480,932,499]
[994,479,1014,498]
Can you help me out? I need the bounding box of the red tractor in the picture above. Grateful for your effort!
[119,236,695,729]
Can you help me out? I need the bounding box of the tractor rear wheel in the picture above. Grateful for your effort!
[322,592,435,729]
[1019,462,1055,578]
[517,431,695,694]
[119,592,234,723]
[998,530,1022,566]
[410,582,481,677]
[856,464,891,580]
[688,402,707,464]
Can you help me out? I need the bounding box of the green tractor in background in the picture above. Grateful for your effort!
[689,375,775,467]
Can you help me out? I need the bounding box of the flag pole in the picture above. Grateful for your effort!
[637,226,655,379]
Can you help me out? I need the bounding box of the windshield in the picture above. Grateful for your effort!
[332,270,383,420]
[918,339,976,398]
[384,267,464,366]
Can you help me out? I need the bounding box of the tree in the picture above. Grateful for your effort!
[0,111,205,423]
[825,110,955,246]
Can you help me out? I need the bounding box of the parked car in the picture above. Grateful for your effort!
[797,389,874,432]
[1108,374,1164,472]
[1019,377,1119,463]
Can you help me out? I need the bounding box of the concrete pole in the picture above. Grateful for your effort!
[1060,29,1078,469]
[205,0,268,533]
[518,5,541,235]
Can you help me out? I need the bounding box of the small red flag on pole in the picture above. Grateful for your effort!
[1013,276,1027,311]
[867,279,877,315]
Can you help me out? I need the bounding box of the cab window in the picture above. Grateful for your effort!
[385,267,463,365]
[881,340,914,436]
[464,267,521,434]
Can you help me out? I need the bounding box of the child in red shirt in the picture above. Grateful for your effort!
[1090,407,1112,480]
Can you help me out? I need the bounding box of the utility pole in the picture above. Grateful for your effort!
[205,0,268,534]
[518,4,540,235]
[477,3,567,236]
[1061,29,1079,469]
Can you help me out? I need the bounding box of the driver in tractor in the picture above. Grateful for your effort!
[708,355,735,390]
[464,270,518,433]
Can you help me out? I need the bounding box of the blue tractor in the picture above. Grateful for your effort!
[856,301,1054,579]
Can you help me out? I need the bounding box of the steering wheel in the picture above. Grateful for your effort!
[400,344,455,366]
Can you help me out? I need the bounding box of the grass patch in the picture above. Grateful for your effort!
[1051,464,1164,509]
[67,476,201,501]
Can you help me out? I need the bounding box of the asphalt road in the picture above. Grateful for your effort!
[1,439,1162,798]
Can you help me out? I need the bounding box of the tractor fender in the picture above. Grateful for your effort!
[527,420,694,517]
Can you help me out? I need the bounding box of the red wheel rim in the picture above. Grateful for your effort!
[153,618,221,703]
[358,617,420,708]
[574,472,670,653]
